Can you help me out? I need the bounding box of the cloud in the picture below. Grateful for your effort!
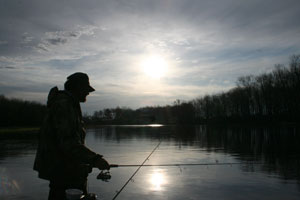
[0,41,8,45]
[46,37,68,45]
[0,66,16,69]
[35,25,97,52]
[0,0,300,113]
[21,32,34,44]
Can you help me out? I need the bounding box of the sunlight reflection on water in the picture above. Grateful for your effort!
[147,124,164,127]
[148,169,168,191]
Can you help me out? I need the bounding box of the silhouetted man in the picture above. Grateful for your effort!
[34,72,110,200]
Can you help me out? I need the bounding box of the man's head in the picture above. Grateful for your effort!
[64,72,95,102]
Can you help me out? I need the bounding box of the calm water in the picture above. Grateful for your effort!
[0,125,300,200]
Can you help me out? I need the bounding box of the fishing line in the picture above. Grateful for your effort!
[111,141,162,200]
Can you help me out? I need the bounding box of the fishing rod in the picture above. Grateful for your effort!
[111,141,162,200]
[109,162,261,168]
[97,162,262,180]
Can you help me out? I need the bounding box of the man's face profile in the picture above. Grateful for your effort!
[77,86,90,102]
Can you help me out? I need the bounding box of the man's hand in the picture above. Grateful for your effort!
[94,157,110,170]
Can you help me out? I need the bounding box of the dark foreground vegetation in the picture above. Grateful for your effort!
[1,55,299,127]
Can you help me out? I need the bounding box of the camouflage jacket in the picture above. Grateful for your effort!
[33,87,101,183]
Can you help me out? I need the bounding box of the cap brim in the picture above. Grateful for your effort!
[88,85,95,92]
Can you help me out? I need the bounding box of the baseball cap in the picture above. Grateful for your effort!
[67,72,95,92]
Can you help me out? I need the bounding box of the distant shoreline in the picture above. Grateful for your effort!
[1,121,299,136]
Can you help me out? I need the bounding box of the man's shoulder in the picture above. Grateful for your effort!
[53,93,74,108]
[55,93,72,103]
[48,91,74,111]
[47,87,73,106]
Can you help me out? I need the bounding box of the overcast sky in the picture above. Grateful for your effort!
[1,0,300,113]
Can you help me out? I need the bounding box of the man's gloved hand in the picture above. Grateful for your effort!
[94,156,110,170]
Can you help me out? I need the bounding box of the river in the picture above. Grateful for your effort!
[0,125,300,200]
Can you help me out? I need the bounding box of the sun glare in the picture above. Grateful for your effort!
[141,55,168,79]
[149,170,166,191]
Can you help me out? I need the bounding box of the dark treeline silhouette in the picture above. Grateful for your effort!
[87,54,300,125]
[193,54,300,123]
[0,95,47,127]
[84,100,195,125]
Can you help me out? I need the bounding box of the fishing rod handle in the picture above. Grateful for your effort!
[110,164,119,168]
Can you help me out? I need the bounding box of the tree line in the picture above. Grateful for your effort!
[87,54,300,124]
[1,54,299,127]
[84,101,195,125]
[192,54,300,123]
[0,95,47,127]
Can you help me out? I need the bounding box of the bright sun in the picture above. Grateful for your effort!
[141,55,168,79]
